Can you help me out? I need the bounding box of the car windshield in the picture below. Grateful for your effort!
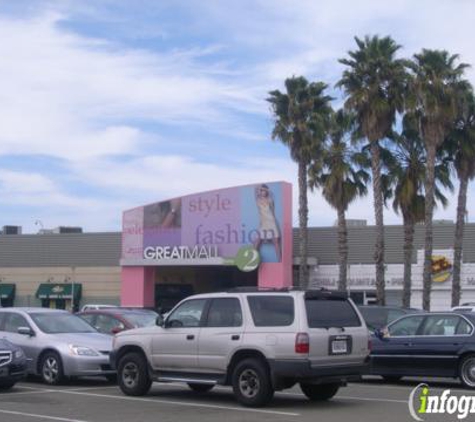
[359,308,388,330]
[124,312,158,328]
[30,313,97,334]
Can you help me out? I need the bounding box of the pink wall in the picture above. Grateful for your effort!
[121,267,155,307]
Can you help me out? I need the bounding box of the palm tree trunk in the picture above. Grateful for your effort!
[371,142,385,305]
[423,143,437,311]
[452,176,468,307]
[402,217,414,308]
[337,207,348,291]
[298,160,309,288]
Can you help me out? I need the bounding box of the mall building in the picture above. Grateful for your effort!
[0,182,474,311]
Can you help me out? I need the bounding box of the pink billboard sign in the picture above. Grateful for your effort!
[121,181,292,269]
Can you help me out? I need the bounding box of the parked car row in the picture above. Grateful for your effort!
[1,296,475,406]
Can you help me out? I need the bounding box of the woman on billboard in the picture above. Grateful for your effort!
[253,184,282,261]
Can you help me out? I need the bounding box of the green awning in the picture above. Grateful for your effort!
[36,283,82,300]
[0,284,15,300]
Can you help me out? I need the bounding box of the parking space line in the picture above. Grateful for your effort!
[0,390,55,397]
[15,385,117,393]
[207,386,409,405]
[16,386,55,391]
[351,382,466,392]
[0,409,90,422]
[338,396,407,404]
[54,390,301,417]
[66,386,118,392]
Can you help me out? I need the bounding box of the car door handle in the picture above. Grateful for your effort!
[186,335,195,340]
[404,342,412,346]
[231,335,240,341]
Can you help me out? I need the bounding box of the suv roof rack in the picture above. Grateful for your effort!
[225,286,303,293]
[225,287,348,296]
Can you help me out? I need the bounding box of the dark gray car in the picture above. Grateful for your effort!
[0,308,114,385]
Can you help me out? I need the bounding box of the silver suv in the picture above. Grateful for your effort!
[110,289,370,407]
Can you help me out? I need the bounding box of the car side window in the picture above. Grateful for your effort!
[80,314,96,327]
[248,296,294,327]
[95,315,125,334]
[205,298,242,327]
[420,315,460,336]
[456,318,473,335]
[166,299,206,328]
[4,313,30,333]
[388,315,424,337]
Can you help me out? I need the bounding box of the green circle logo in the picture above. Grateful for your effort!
[235,246,261,272]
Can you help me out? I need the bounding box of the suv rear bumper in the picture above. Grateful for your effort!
[269,357,370,384]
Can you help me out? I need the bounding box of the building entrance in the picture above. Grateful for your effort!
[154,265,257,312]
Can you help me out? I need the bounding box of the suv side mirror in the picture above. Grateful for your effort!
[155,315,164,327]
[18,326,34,336]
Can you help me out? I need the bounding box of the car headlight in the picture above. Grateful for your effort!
[69,345,100,356]
[14,349,25,359]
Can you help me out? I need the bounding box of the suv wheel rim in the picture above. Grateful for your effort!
[239,369,260,398]
[122,362,139,388]
[461,358,475,387]
[43,357,59,383]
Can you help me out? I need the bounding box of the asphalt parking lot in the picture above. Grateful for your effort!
[0,377,469,422]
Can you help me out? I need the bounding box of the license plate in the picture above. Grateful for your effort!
[331,339,348,354]
[0,367,8,377]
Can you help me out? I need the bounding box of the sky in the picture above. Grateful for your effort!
[1,0,475,234]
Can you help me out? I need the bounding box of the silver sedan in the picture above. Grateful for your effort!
[0,308,115,385]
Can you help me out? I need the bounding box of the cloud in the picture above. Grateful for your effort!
[0,169,101,208]
[0,12,263,161]
[0,1,474,233]
[68,153,296,201]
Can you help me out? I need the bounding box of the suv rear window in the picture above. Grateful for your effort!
[247,296,294,327]
[305,299,361,328]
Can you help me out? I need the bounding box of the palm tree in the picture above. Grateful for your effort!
[267,76,332,288]
[337,35,408,305]
[449,90,475,306]
[309,110,370,291]
[407,49,470,310]
[385,116,452,308]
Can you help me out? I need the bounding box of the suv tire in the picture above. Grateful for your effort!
[459,354,475,388]
[118,352,152,396]
[40,352,64,385]
[187,383,214,393]
[300,382,340,401]
[232,358,274,407]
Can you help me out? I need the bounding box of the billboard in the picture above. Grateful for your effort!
[121,182,289,270]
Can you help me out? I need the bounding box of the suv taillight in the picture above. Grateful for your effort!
[368,337,372,352]
[295,332,309,354]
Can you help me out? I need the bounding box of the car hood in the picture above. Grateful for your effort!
[116,325,158,338]
[49,332,113,352]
